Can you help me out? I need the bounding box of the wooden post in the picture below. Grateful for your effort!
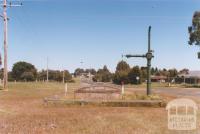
[65,83,68,96]
[121,81,124,95]
[3,0,8,90]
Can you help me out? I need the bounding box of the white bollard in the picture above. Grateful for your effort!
[121,83,125,95]
[65,83,68,96]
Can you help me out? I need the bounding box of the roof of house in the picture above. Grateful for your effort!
[179,71,200,78]
[151,75,167,80]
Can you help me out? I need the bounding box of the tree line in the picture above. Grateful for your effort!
[0,61,72,82]
[0,61,187,84]
[74,60,185,85]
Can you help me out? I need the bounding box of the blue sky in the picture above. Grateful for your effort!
[0,0,200,73]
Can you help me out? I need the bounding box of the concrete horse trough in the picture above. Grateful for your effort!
[44,82,166,107]
[74,83,122,100]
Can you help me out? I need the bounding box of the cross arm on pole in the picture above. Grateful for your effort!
[125,54,146,58]
[8,2,23,7]
[0,2,23,7]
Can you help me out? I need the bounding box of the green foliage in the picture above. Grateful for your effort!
[85,69,96,75]
[179,68,189,75]
[93,65,112,82]
[141,67,147,82]
[168,69,178,78]
[0,69,3,80]
[160,69,169,77]
[74,68,85,77]
[12,61,37,81]
[128,66,142,84]
[113,61,130,84]
[188,11,200,45]
[112,60,181,85]
[8,71,14,81]
[21,72,35,81]
[63,70,73,82]
[116,60,130,72]
[37,70,72,82]
[151,67,155,75]
[113,71,129,84]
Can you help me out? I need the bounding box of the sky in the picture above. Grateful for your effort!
[0,0,200,73]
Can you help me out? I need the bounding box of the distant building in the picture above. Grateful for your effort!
[177,71,200,84]
[151,75,168,83]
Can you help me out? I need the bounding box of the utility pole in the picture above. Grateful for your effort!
[47,57,49,82]
[1,0,22,89]
[3,0,8,90]
[124,26,154,95]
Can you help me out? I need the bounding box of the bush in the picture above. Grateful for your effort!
[12,61,37,81]
[113,71,129,85]
[112,61,130,85]
[128,66,142,84]
[21,72,35,81]
[93,66,112,82]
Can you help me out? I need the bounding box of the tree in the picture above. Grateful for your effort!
[188,11,200,45]
[140,67,147,82]
[168,69,178,78]
[116,61,130,72]
[62,70,72,82]
[151,67,155,75]
[0,68,3,80]
[37,70,46,81]
[21,72,35,81]
[93,65,112,82]
[113,71,129,84]
[8,71,14,81]
[160,68,169,77]
[128,66,142,84]
[12,61,37,81]
[37,69,72,82]
[85,69,96,75]
[113,61,130,84]
[74,68,84,77]
[179,68,189,75]
[155,67,159,74]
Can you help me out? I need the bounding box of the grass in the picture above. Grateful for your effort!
[125,82,170,89]
[0,81,199,134]
[123,93,162,100]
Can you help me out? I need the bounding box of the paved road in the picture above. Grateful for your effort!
[154,88,200,98]
[83,81,200,100]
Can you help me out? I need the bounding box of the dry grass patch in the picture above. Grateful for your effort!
[0,82,199,134]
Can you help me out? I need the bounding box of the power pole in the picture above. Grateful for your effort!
[1,0,22,89]
[47,57,49,82]
[3,0,8,90]
[124,26,154,95]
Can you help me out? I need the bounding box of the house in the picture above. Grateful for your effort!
[177,71,200,84]
[151,75,168,83]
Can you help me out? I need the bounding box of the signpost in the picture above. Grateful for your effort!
[124,26,154,95]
